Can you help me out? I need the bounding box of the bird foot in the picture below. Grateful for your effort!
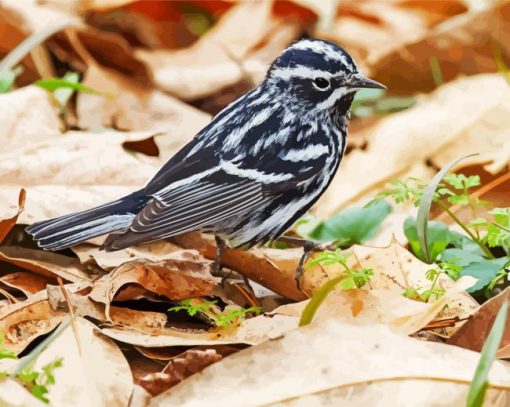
[276,236,335,291]
[213,236,226,276]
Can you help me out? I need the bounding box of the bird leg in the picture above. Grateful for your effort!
[276,236,334,290]
[213,236,226,276]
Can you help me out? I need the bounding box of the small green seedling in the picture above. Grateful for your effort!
[403,260,461,302]
[0,331,63,404]
[0,332,17,361]
[169,299,261,328]
[18,358,63,404]
[300,249,373,326]
[168,298,218,317]
[215,306,261,328]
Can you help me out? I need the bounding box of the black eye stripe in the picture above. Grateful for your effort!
[313,77,330,89]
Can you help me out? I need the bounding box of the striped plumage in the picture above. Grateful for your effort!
[26,39,384,252]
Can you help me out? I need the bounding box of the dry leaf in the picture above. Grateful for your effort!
[32,317,133,406]
[0,86,61,152]
[448,286,510,358]
[0,129,160,223]
[0,0,77,34]
[151,319,510,406]
[276,277,476,336]
[89,254,216,320]
[76,64,211,146]
[0,377,46,407]
[351,241,478,333]
[101,313,298,348]
[0,292,63,354]
[140,348,223,396]
[0,281,89,354]
[135,1,282,100]
[0,185,135,225]
[72,240,184,270]
[0,130,158,187]
[0,271,52,296]
[325,0,466,68]
[369,1,510,94]
[0,246,93,282]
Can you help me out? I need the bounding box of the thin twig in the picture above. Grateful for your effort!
[57,277,82,355]
[0,22,73,73]
[437,201,494,258]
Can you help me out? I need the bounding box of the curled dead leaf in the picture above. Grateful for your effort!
[89,254,216,320]
[140,348,223,396]
[0,246,93,282]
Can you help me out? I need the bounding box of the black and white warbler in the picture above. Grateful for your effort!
[27,39,384,275]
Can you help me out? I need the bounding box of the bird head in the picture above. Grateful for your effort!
[266,39,385,112]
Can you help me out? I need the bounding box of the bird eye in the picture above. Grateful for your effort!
[313,77,330,90]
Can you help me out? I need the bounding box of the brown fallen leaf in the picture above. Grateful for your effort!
[88,254,216,320]
[369,1,510,94]
[72,240,184,270]
[0,185,136,225]
[140,348,223,396]
[101,313,298,348]
[0,86,61,153]
[76,64,211,147]
[0,129,160,223]
[351,241,478,335]
[0,130,158,187]
[275,277,476,336]
[448,286,510,358]
[31,317,133,406]
[0,0,78,85]
[0,378,46,407]
[135,1,288,100]
[0,291,64,354]
[46,286,168,331]
[151,319,510,406]
[0,246,93,282]
[325,0,467,70]
[0,0,78,36]
[2,0,152,85]
[0,271,53,297]
[0,281,90,354]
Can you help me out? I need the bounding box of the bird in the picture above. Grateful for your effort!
[26,38,384,284]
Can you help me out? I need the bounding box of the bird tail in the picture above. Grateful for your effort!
[26,190,147,251]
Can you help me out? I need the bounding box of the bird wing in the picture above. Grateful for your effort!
[134,173,270,235]
[102,169,275,250]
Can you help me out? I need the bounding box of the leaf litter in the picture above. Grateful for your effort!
[0,0,510,405]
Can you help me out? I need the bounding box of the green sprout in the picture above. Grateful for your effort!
[169,299,261,328]
[300,249,373,326]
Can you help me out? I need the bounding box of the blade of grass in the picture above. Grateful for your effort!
[492,42,510,85]
[467,301,508,407]
[34,77,100,94]
[11,317,71,378]
[299,275,344,326]
[417,154,478,263]
[429,56,444,87]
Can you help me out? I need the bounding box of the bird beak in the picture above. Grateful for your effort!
[347,73,386,90]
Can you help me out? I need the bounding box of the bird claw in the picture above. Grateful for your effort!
[213,236,226,276]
